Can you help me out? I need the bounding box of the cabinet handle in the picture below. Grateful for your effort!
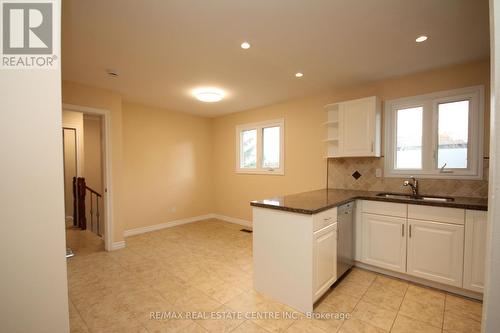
[409,225,412,238]
[371,141,374,152]
[402,224,404,237]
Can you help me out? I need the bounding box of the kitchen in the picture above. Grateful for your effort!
[252,89,488,330]
[3,1,500,332]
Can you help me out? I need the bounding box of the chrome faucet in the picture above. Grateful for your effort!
[403,177,419,197]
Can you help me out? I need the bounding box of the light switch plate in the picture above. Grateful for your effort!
[375,168,382,178]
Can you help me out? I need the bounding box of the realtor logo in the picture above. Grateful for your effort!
[1,0,58,68]
[3,2,52,54]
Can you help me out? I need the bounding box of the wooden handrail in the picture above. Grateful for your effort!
[72,177,102,236]
[85,186,102,197]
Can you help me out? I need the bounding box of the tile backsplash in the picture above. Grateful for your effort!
[327,157,489,198]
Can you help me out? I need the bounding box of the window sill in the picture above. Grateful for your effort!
[236,169,285,176]
[384,170,483,180]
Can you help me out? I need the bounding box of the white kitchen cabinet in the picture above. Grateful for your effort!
[313,223,337,299]
[464,210,488,292]
[324,96,381,158]
[361,213,407,273]
[407,219,464,287]
[253,206,338,313]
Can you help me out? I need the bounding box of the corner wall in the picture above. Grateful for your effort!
[122,102,214,231]
[0,46,70,333]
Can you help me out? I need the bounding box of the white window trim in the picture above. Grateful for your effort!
[384,85,484,180]
[235,118,285,175]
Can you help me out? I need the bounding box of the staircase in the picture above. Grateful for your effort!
[72,177,103,236]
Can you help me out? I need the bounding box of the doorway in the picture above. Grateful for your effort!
[62,104,113,254]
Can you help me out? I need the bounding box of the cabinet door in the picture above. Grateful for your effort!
[407,219,464,287]
[361,213,406,273]
[339,97,376,157]
[313,223,337,299]
[464,210,487,292]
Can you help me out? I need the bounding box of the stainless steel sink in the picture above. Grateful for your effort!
[418,196,455,202]
[376,192,454,202]
[376,193,413,200]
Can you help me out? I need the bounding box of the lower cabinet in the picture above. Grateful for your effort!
[358,201,486,292]
[464,210,488,292]
[406,219,464,287]
[361,213,406,273]
[313,223,337,300]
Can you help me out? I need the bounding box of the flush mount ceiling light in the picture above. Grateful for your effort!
[295,72,304,78]
[240,41,251,49]
[415,35,428,43]
[192,87,225,103]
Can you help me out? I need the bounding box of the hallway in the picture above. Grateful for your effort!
[66,228,104,256]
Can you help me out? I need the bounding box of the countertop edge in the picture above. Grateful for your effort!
[250,195,488,215]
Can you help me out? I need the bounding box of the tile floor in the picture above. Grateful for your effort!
[67,227,105,255]
[67,219,483,333]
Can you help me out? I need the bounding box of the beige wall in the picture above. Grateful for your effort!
[83,115,103,194]
[63,128,78,218]
[62,110,84,218]
[122,102,214,230]
[0,56,70,332]
[213,60,490,221]
[62,110,84,175]
[61,82,216,237]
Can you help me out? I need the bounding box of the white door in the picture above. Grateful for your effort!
[407,219,464,287]
[339,97,375,156]
[313,223,337,299]
[361,213,407,273]
[464,210,487,292]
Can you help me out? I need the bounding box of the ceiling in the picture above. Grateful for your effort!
[62,0,490,117]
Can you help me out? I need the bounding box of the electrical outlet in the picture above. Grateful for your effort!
[171,206,176,213]
[375,168,382,178]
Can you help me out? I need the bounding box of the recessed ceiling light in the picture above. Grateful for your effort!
[192,87,225,103]
[415,35,428,43]
[295,72,304,78]
[241,42,251,49]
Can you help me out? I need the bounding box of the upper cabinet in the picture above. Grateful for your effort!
[324,96,381,158]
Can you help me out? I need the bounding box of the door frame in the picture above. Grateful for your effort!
[62,103,114,251]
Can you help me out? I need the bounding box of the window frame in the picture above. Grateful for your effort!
[235,118,285,175]
[384,86,484,180]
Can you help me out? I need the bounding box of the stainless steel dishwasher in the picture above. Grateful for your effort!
[337,202,354,279]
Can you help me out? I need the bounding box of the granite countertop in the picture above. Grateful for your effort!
[250,188,488,214]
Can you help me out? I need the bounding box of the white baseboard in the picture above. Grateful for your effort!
[123,213,252,238]
[110,240,126,251]
[213,214,253,228]
[123,214,215,237]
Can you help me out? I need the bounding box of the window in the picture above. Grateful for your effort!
[437,100,469,169]
[236,119,284,174]
[385,86,483,179]
[396,106,423,169]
